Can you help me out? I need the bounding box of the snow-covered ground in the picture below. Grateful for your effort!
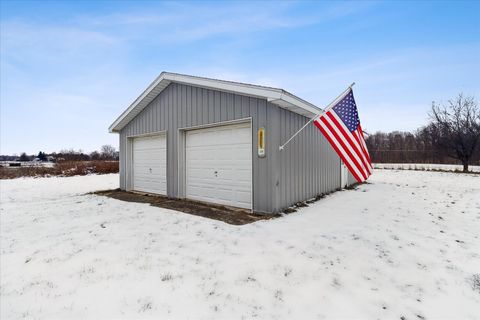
[1,171,479,319]
[374,163,480,173]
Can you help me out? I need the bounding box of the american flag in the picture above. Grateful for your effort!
[313,89,372,183]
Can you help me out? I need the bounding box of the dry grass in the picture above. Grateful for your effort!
[0,161,118,179]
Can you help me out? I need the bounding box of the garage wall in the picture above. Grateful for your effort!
[347,171,358,187]
[270,107,341,212]
[119,82,342,213]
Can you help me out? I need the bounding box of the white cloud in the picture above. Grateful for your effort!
[1,21,118,57]
[60,1,373,43]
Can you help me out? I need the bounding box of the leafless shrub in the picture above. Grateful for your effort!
[0,166,54,179]
[470,274,480,293]
[161,274,173,281]
[0,161,118,179]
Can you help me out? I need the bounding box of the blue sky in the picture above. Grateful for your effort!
[1,0,479,155]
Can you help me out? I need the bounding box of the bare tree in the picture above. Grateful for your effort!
[90,151,101,161]
[430,94,480,172]
[19,152,30,162]
[100,145,117,160]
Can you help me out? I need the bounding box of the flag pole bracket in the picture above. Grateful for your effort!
[278,82,355,151]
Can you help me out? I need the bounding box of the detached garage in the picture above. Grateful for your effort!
[109,72,355,214]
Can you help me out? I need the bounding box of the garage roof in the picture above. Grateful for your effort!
[109,72,322,133]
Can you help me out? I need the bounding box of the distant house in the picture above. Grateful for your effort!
[109,72,355,214]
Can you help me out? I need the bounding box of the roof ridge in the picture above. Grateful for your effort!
[162,71,284,93]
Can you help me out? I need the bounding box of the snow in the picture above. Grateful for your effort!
[374,163,480,173]
[1,171,479,319]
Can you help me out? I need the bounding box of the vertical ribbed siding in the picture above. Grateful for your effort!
[119,82,342,214]
[347,171,357,186]
[273,107,341,212]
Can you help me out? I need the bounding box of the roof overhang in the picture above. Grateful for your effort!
[109,72,322,133]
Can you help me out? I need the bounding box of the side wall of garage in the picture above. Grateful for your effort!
[119,82,342,213]
[269,107,341,212]
[347,171,358,187]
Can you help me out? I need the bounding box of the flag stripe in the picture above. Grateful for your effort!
[353,129,368,165]
[314,120,363,183]
[352,127,372,171]
[311,88,371,183]
[356,129,372,169]
[329,112,371,175]
[322,113,369,179]
[319,116,367,181]
[314,119,364,181]
[358,124,373,168]
[318,116,367,181]
[328,112,371,176]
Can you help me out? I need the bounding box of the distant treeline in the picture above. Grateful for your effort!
[366,93,480,171]
[366,128,480,165]
[0,145,119,162]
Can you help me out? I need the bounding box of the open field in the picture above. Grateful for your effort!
[0,161,118,179]
[374,163,480,173]
[1,171,479,319]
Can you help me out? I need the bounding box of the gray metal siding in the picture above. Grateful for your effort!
[119,82,342,214]
[272,107,341,212]
[347,171,357,186]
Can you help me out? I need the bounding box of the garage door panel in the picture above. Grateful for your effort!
[214,190,234,201]
[235,192,251,205]
[137,160,166,165]
[133,155,166,161]
[185,122,252,209]
[187,186,215,199]
[132,135,167,195]
[210,168,249,180]
[186,168,215,178]
[187,178,216,186]
[133,173,165,180]
[134,153,165,157]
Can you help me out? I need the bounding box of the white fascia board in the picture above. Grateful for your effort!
[279,92,323,117]
[109,72,168,132]
[165,73,283,101]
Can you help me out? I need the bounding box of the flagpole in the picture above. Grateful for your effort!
[278,82,355,151]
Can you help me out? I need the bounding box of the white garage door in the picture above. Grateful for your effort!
[186,122,252,209]
[132,134,167,195]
